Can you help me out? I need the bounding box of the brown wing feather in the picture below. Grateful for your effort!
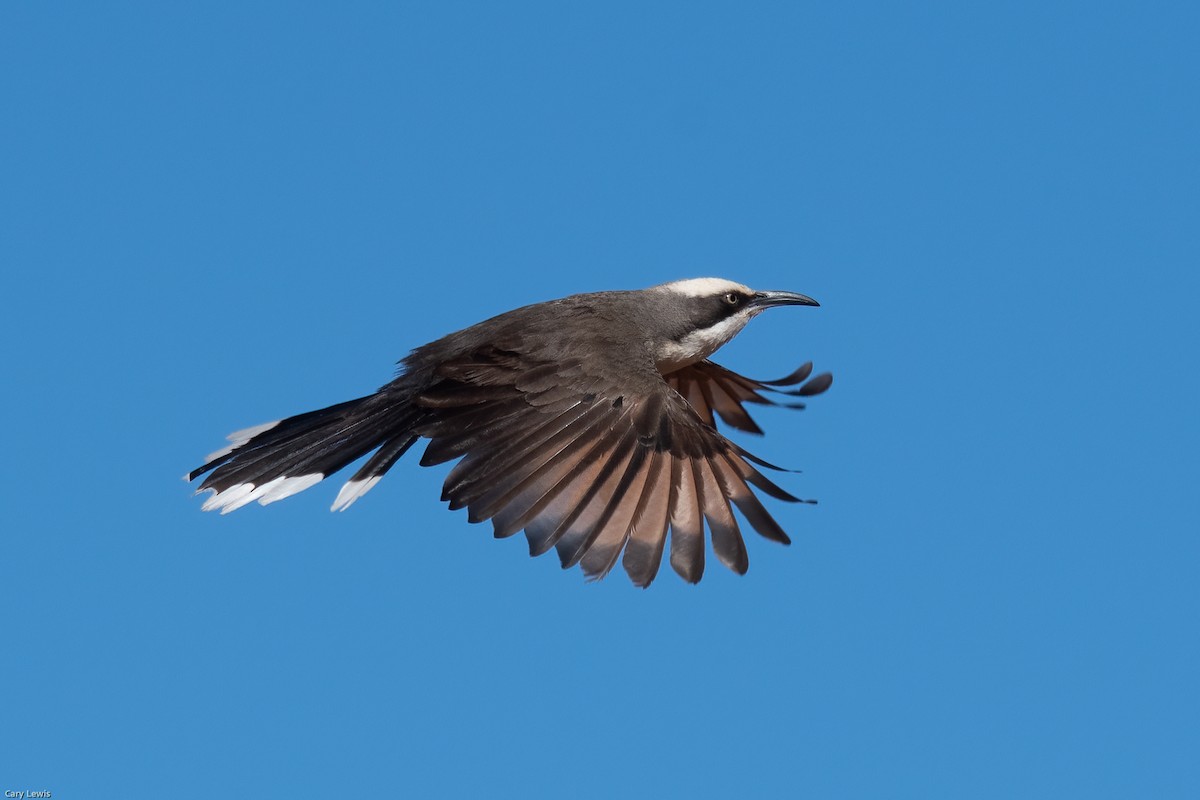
[620,451,673,588]
[667,359,833,435]
[578,448,655,580]
[693,456,748,574]
[669,455,705,583]
[413,346,824,584]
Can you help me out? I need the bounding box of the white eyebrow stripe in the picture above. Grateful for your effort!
[657,278,751,298]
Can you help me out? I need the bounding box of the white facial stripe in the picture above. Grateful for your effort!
[679,312,753,355]
[655,310,754,372]
[657,277,752,298]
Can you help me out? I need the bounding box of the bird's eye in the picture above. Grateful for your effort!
[724,292,742,306]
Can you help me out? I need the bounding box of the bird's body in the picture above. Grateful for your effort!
[188,278,831,586]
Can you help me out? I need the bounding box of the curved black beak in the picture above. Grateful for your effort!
[749,290,820,310]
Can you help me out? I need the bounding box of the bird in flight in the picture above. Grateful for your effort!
[187,278,832,586]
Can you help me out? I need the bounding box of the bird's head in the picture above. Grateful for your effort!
[649,277,820,373]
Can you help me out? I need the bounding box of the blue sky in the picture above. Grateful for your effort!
[3,2,1197,797]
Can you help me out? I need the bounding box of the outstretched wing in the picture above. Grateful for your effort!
[416,346,828,587]
[666,359,834,435]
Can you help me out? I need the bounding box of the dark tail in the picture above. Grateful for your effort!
[187,394,420,513]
